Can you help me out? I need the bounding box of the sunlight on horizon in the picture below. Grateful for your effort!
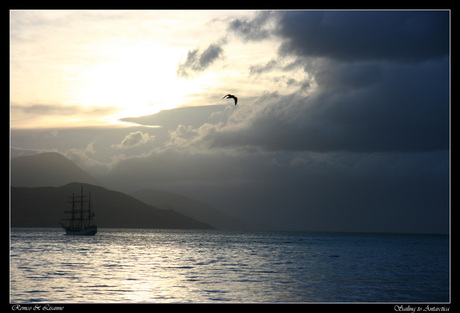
[10,10,310,130]
[11,39,226,129]
[64,43,218,123]
[10,10,246,129]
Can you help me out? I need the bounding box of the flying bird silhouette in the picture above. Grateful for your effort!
[222,94,238,105]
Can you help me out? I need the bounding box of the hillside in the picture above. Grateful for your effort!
[11,152,99,187]
[10,152,255,230]
[131,189,253,230]
[11,183,213,229]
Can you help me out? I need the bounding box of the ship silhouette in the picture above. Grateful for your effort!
[60,185,97,235]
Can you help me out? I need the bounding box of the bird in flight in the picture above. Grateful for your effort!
[222,94,238,105]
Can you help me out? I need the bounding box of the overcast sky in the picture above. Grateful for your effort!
[10,10,450,233]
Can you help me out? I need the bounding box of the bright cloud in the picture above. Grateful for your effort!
[112,131,155,149]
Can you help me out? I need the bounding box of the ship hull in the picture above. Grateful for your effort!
[64,226,97,236]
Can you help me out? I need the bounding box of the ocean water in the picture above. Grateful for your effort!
[10,228,449,303]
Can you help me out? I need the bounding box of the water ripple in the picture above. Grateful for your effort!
[10,229,449,303]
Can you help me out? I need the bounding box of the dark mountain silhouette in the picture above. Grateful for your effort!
[11,183,213,229]
[131,189,254,230]
[10,152,259,230]
[11,152,99,187]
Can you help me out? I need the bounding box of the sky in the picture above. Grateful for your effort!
[10,10,450,233]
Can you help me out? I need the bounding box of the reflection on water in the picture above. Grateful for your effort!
[10,228,449,303]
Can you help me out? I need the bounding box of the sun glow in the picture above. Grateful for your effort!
[65,36,231,127]
[10,10,269,129]
[65,43,193,121]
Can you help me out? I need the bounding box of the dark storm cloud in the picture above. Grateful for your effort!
[202,57,449,153]
[314,60,384,91]
[212,11,450,154]
[276,11,449,63]
[229,10,447,62]
[177,39,227,78]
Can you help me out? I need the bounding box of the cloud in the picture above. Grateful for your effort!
[10,103,119,128]
[275,11,449,63]
[228,11,275,41]
[12,103,118,116]
[13,103,80,115]
[177,38,227,78]
[112,131,155,149]
[314,60,384,91]
[65,146,111,176]
[249,59,278,75]
[189,58,448,154]
[121,105,229,129]
[214,11,450,154]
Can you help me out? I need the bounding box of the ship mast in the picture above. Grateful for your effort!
[88,192,93,226]
[80,185,84,229]
[67,193,76,229]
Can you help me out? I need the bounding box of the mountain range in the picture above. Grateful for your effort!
[11,183,212,229]
[11,152,99,187]
[10,152,251,230]
[131,189,253,230]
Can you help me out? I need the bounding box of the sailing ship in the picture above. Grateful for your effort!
[60,185,97,235]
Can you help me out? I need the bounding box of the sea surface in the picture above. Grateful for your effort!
[10,228,449,303]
